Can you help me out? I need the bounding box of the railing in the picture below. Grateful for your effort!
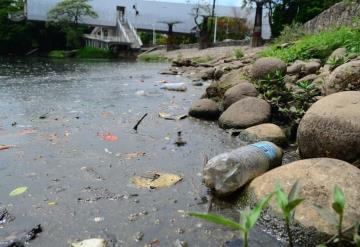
[84,34,130,43]
[127,20,143,47]
[117,19,130,43]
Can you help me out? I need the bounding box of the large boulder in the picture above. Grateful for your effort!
[223,82,258,109]
[327,47,347,61]
[248,158,360,237]
[251,57,287,80]
[240,124,287,146]
[219,97,271,129]
[189,99,220,120]
[323,60,360,95]
[297,91,360,162]
[302,61,321,76]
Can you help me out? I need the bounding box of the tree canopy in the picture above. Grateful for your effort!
[47,0,98,25]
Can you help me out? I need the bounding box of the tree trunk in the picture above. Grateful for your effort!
[199,16,210,50]
[166,24,176,51]
[251,2,263,47]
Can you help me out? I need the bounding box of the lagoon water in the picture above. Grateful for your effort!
[0,58,281,246]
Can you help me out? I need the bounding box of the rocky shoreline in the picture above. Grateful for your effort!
[150,45,360,245]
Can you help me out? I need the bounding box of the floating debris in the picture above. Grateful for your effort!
[174,132,187,147]
[125,152,146,160]
[158,112,187,121]
[0,145,12,151]
[131,172,182,189]
[99,133,118,142]
[9,187,28,197]
[71,238,107,247]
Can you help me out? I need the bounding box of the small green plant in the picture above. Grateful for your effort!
[48,50,66,58]
[137,53,168,62]
[234,48,244,59]
[191,55,213,64]
[326,56,349,71]
[275,181,304,247]
[274,22,306,44]
[188,193,274,247]
[262,27,360,63]
[315,185,359,246]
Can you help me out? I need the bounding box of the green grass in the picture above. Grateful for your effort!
[48,50,66,58]
[261,27,360,63]
[191,55,214,64]
[234,48,244,59]
[137,53,168,62]
[76,47,115,59]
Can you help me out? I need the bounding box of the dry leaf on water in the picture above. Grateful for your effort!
[131,172,182,189]
[9,186,28,197]
[125,152,146,160]
[158,112,187,121]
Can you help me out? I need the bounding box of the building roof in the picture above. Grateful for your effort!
[26,0,271,38]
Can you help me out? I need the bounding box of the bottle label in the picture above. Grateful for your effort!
[250,142,277,159]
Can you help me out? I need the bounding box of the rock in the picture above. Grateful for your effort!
[323,60,360,95]
[297,91,360,162]
[328,47,347,61]
[205,69,248,101]
[296,74,318,84]
[284,74,299,85]
[172,59,194,67]
[213,68,224,80]
[287,60,305,75]
[160,69,178,75]
[248,158,360,237]
[219,97,271,129]
[223,82,258,109]
[240,124,287,146]
[71,239,107,247]
[302,61,321,76]
[200,68,216,80]
[189,99,220,120]
[251,57,287,80]
[204,141,283,195]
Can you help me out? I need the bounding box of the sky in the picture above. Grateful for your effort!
[154,0,243,7]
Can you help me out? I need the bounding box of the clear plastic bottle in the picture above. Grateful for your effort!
[203,141,283,195]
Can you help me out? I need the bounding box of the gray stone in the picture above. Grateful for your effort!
[297,91,360,162]
[189,99,220,120]
[302,61,321,76]
[251,57,287,80]
[223,82,258,109]
[328,47,347,61]
[287,60,305,75]
[248,158,360,237]
[219,97,271,129]
[296,74,318,84]
[200,68,216,80]
[323,60,360,95]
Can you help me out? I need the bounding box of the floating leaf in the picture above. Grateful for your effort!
[125,152,146,160]
[71,238,107,247]
[131,172,182,189]
[47,201,57,206]
[9,186,28,197]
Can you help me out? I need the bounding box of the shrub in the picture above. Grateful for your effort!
[262,27,360,63]
[48,50,66,58]
[76,47,115,59]
[137,53,168,62]
[234,48,244,59]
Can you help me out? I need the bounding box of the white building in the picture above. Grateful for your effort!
[26,0,271,49]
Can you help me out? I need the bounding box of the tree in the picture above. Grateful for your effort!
[271,0,342,37]
[47,0,97,26]
[191,0,212,49]
[242,0,277,47]
[47,0,97,49]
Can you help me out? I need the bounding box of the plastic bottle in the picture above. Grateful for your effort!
[203,141,283,196]
[160,83,187,92]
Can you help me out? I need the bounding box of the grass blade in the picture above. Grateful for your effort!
[246,193,274,230]
[188,212,243,231]
[288,180,301,201]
